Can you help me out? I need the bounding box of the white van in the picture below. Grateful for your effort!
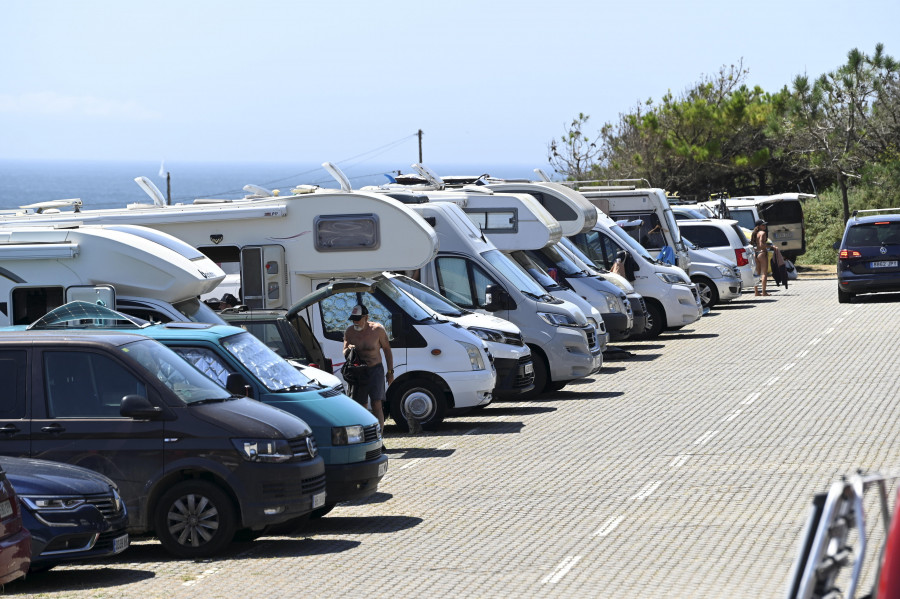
[0,224,225,326]
[699,193,810,260]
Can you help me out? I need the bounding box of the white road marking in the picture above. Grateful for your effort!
[693,431,720,446]
[541,556,582,584]
[630,481,662,500]
[809,338,821,345]
[669,454,691,468]
[843,309,855,316]
[781,362,795,371]
[723,410,742,422]
[741,392,761,405]
[398,459,424,471]
[822,327,834,335]
[765,375,780,386]
[594,516,625,537]
[796,349,809,359]
[834,317,844,324]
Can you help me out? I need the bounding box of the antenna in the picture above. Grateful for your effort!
[534,168,552,182]
[411,163,444,189]
[322,162,352,191]
[134,176,167,207]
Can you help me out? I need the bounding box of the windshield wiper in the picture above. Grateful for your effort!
[190,396,234,405]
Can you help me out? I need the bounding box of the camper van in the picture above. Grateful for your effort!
[0,224,225,327]
[699,193,810,260]
[0,175,495,431]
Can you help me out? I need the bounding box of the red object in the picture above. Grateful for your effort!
[877,487,900,599]
[734,248,749,267]
[839,249,862,259]
[0,468,30,584]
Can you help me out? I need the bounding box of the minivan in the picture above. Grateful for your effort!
[0,321,327,558]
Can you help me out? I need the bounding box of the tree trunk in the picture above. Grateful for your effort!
[838,173,850,223]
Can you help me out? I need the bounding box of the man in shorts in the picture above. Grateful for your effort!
[343,304,393,431]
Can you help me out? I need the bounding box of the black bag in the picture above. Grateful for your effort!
[341,348,370,386]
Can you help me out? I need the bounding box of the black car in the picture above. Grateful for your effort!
[835,209,900,303]
[0,456,128,572]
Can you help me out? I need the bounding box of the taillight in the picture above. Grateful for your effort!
[839,249,862,259]
[734,248,749,267]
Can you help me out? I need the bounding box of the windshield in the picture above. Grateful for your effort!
[375,279,434,322]
[540,245,584,276]
[663,208,682,245]
[610,224,654,260]
[481,249,548,298]
[390,275,465,317]
[509,251,563,290]
[560,237,602,273]
[174,297,226,325]
[557,240,601,276]
[121,339,232,404]
[222,331,315,391]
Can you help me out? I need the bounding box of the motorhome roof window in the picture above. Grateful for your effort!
[464,209,518,234]
[314,214,380,251]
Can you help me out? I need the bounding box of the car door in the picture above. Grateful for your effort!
[29,347,166,517]
[0,349,30,456]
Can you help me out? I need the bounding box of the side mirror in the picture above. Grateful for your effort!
[483,284,509,312]
[226,373,252,398]
[120,395,163,420]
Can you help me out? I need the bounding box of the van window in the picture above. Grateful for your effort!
[680,225,729,248]
[44,351,147,418]
[320,292,396,342]
[759,201,803,225]
[12,286,64,325]
[0,351,26,418]
[434,256,501,309]
[465,209,518,233]
[728,209,756,231]
[122,339,232,404]
[847,222,900,246]
[314,214,380,251]
[612,211,666,250]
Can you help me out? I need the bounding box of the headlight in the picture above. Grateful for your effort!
[332,425,365,445]
[21,496,85,511]
[538,311,577,327]
[587,317,599,330]
[231,438,294,462]
[598,291,621,313]
[714,265,731,277]
[458,341,486,371]
[468,327,505,343]
[656,272,685,284]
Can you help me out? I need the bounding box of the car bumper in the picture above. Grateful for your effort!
[439,369,495,409]
[492,355,536,398]
[0,527,29,584]
[25,505,129,568]
[600,311,632,341]
[324,452,388,503]
[838,272,900,294]
[544,326,596,382]
[232,456,328,530]
[716,276,743,302]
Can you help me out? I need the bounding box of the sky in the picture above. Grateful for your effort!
[2,0,898,170]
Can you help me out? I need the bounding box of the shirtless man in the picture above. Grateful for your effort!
[343,304,393,431]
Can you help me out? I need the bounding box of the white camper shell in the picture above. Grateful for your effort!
[0,178,496,430]
[0,224,225,326]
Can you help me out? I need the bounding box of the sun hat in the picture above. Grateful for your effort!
[349,305,369,321]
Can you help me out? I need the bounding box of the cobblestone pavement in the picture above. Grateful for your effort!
[13,277,900,599]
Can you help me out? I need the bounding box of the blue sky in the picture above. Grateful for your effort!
[2,0,898,169]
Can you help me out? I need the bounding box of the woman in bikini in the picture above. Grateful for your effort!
[751,220,770,296]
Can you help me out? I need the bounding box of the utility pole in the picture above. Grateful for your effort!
[418,129,423,163]
[166,172,171,205]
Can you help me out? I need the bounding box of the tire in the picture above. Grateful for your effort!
[154,480,237,559]
[544,380,567,392]
[692,276,719,309]
[838,288,853,304]
[309,503,337,519]
[388,378,447,432]
[520,349,547,400]
[633,300,665,339]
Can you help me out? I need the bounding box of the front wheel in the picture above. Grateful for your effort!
[519,350,547,400]
[389,379,447,432]
[692,276,719,309]
[154,480,236,559]
[632,300,665,339]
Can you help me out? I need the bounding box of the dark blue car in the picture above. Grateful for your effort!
[0,457,129,572]
[835,209,900,303]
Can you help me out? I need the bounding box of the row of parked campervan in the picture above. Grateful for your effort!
[0,164,802,568]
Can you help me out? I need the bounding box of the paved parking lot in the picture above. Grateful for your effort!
[14,277,900,599]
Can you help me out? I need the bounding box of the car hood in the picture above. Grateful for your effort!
[189,397,313,438]
[445,312,521,335]
[0,456,116,495]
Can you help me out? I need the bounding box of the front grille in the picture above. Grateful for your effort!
[365,447,383,461]
[363,424,380,442]
[301,472,327,495]
[638,297,648,315]
[624,298,633,316]
[584,326,599,351]
[319,386,343,398]
[85,493,123,519]
[289,435,317,461]
[515,356,535,388]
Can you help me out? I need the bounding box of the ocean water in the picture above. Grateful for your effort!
[0,159,544,210]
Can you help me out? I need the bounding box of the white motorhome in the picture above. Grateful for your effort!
[0,174,496,431]
[0,224,225,326]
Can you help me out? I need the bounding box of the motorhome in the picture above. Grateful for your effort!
[699,193,810,260]
[0,173,495,431]
[0,224,225,326]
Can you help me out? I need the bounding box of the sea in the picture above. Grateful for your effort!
[0,159,544,211]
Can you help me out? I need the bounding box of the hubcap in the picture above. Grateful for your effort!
[403,389,435,420]
[168,493,220,547]
[697,283,712,305]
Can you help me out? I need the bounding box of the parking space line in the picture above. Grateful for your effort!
[834,317,844,324]
[398,459,424,471]
[843,309,855,316]
[723,410,742,422]
[809,338,821,345]
[693,431,719,445]
[822,327,834,335]
[781,362,795,371]
[765,375,780,386]
[796,349,809,359]
[540,556,582,584]
[741,392,761,405]
[630,481,662,500]
[669,454,691,468]
[594,516,625,537]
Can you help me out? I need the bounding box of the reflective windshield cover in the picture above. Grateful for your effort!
[222,331,314,391]
[122,339,232,404]
[390,275,465,317]
[481,249,548,297]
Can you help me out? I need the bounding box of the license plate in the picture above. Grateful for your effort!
[523,363,534,375]
[774,231,792,240]
[378,461,388,477]
[113,534,129,554]
[312,491,326,509]
[871,260,898,268]
[0,500,11,519]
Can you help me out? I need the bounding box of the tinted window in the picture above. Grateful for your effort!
[760,201,803,224]
[846,222,900,246]
[680,225,729,248]
[44,351,147,418]
[435,257,476,307]
[728,209,757,230]
[0,351,26,418]
[314,214,379,250]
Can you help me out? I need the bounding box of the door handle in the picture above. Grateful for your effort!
[0,424,20,435]
[40,423,65,433]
